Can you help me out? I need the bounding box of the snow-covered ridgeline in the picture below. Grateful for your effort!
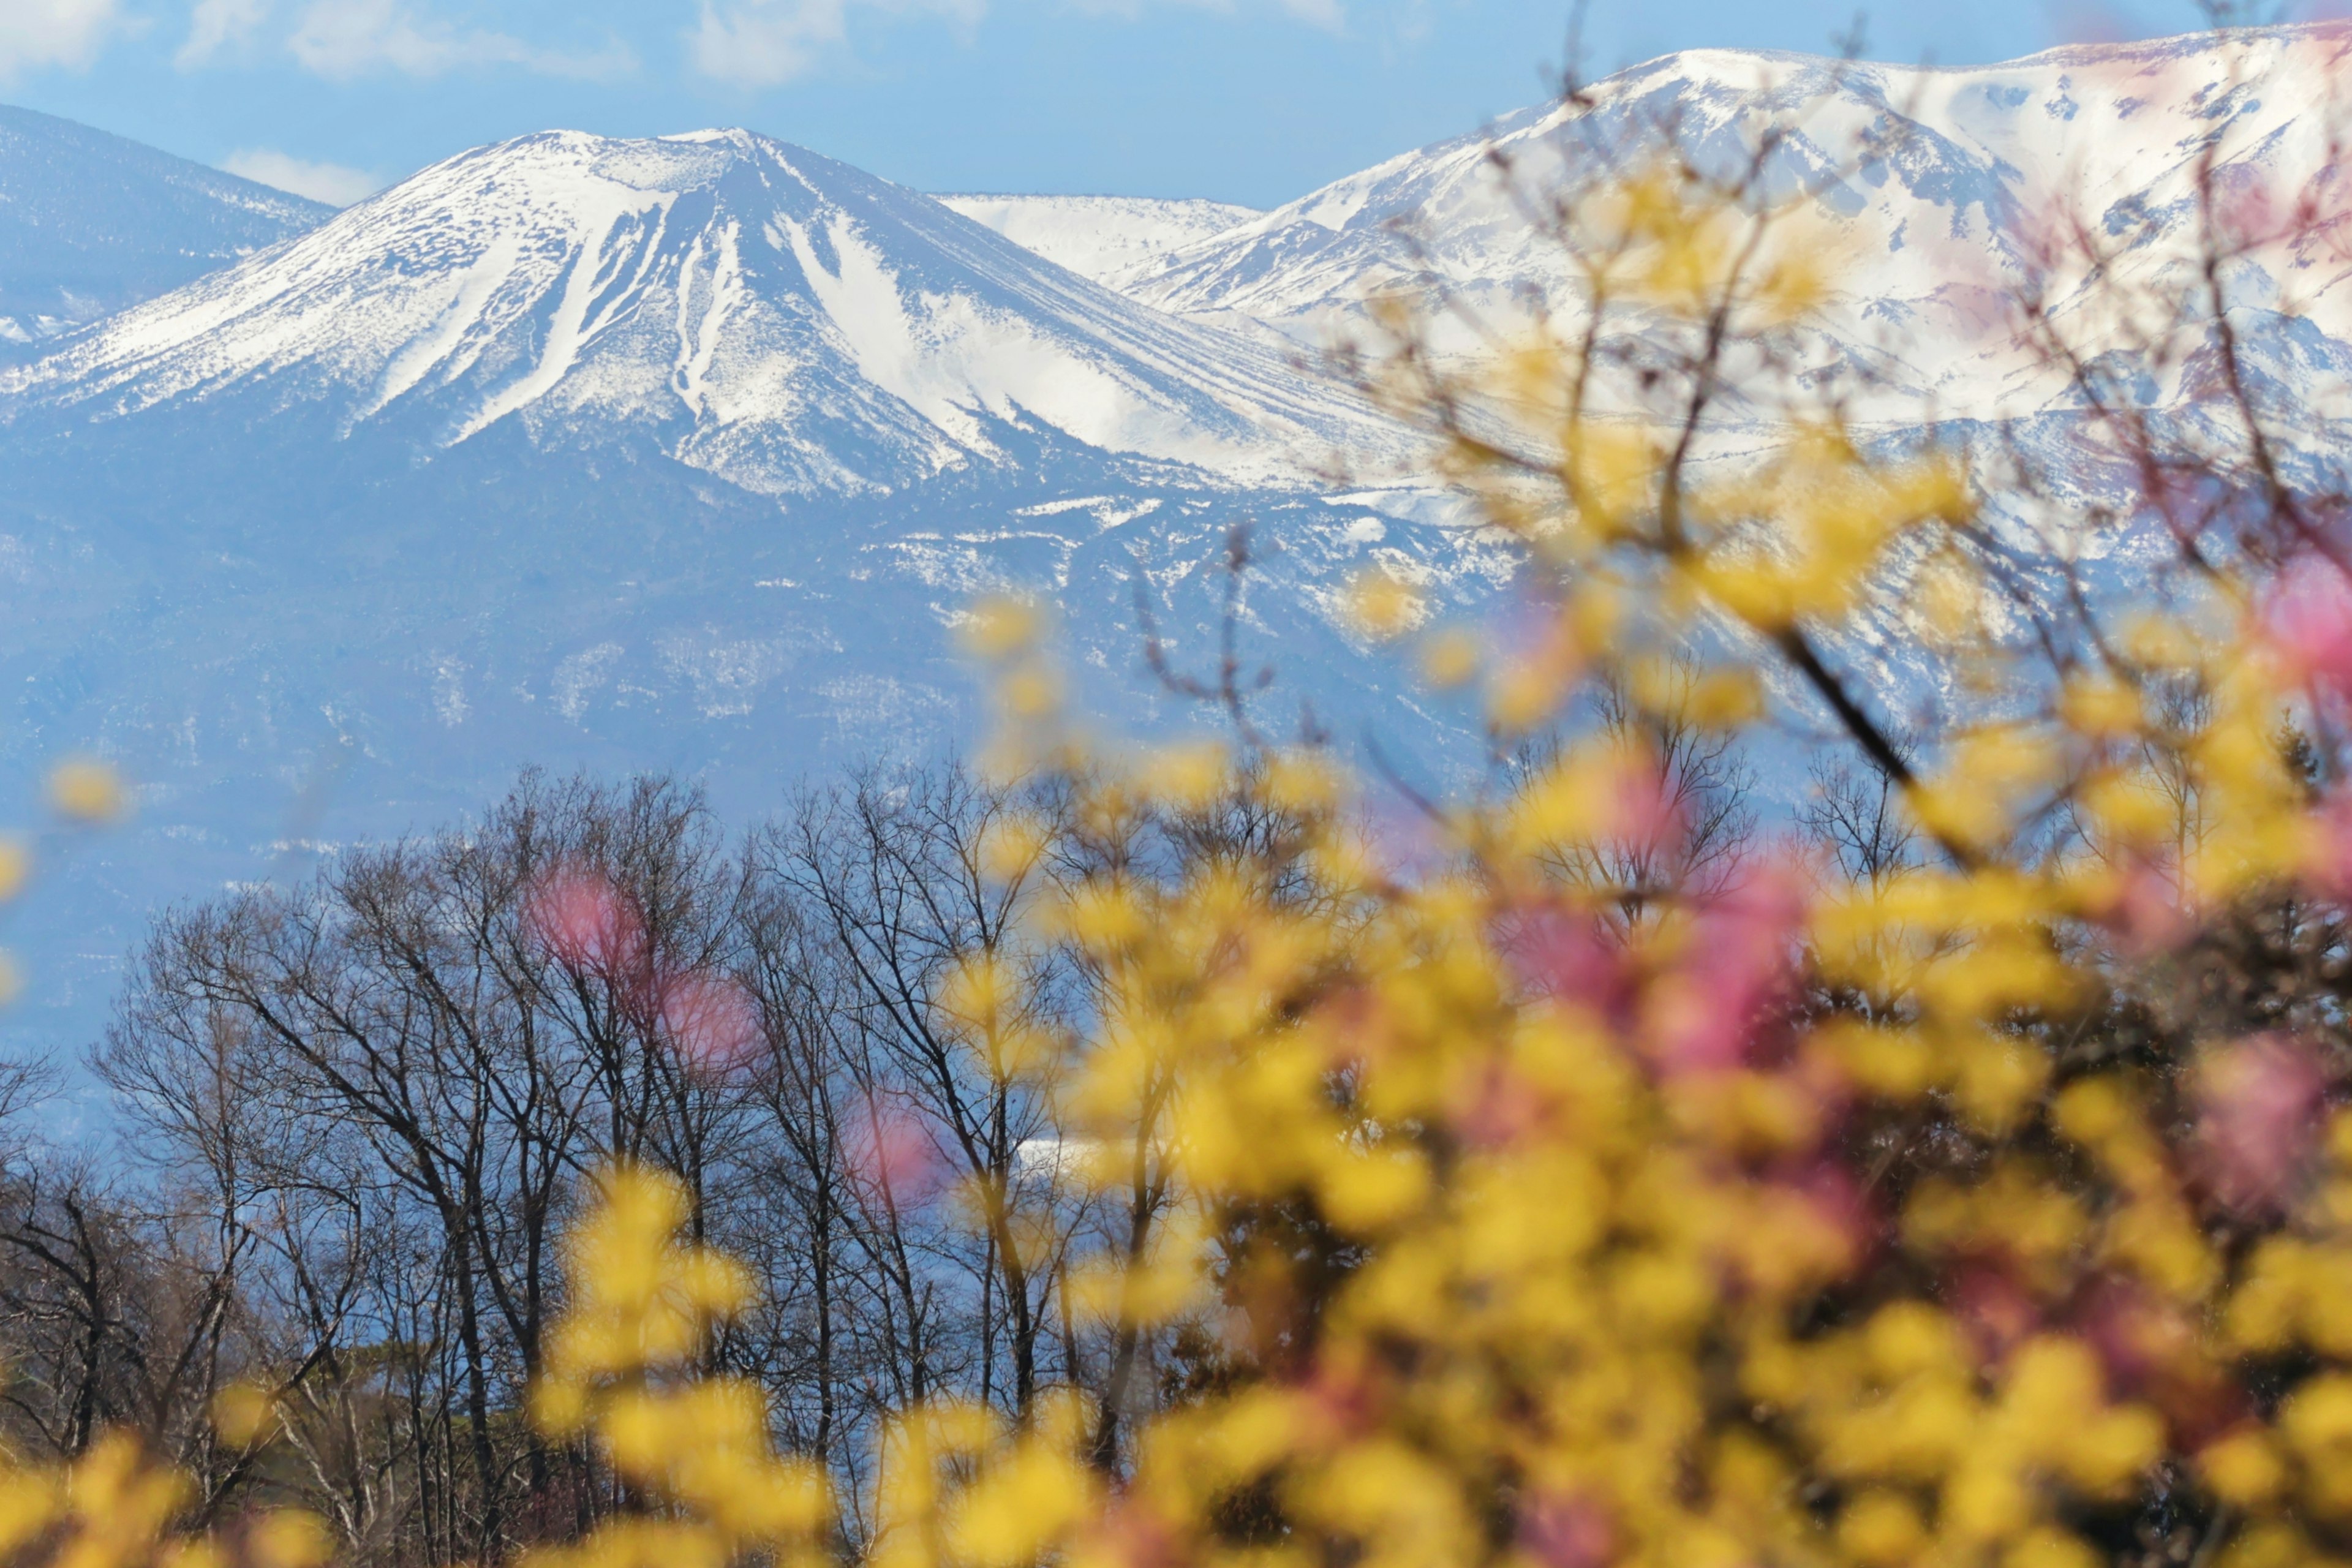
[1113,25,2352,428]
[0,103,330,343]
[935,194,1262,288]
[0,130,1401,496]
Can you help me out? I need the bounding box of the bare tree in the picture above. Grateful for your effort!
[1510,658,1760,933]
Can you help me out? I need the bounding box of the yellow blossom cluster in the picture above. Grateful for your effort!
[862,151,2352,1568]
[0,1425,328,1568]
[908,500,2350,1568]
[522,1166,831,1568]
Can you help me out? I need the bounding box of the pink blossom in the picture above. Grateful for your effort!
[524,865,646,973]
[1950,1264,2040,1367]
[1074,1503,1178,1568]
[1517,1493,1613,1568]
[848,1098,952,1207]
[2304,788,2352,899]
[2003,189,2087,278]
[2211,164,2284,254]
[1787,1159,1869,1267]
[658,973,763,1072]
[2072,1276,2245,1443]
[1604,756,1679,862]
[2092,855,2193,954]
[1313,986,1389,1074]
[1295,1357,1381,1446]
[1643,982,1744,1075]
[2260,554,2352,696]
[1452,1060,1545,1150]
[2196,1033,2328,1213]
[1494,902,1632,1021]
[2073,1276,2164,1396]
[1644,861,1806,1076]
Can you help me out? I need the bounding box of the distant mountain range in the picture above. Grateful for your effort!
[0,23,2346,1063]
[6,130,1392,493]
[0,104,330,344]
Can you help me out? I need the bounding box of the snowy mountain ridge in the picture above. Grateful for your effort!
[1101,23,2352,428]
[935,194,1262,289]
[0,104,330,344]
[0,129,1396,496]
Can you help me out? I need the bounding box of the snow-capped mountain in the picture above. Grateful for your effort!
[0,123,1491,1055]
[1121,24,2352,423]
[937,194,1261,289]
[2,130,1386,494]
[0,105,331,345]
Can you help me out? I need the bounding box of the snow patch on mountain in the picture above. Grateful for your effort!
[0,103,331,344]
[937,194,1261,288]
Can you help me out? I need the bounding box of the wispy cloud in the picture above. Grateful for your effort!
[177,0,270,67]
[287,0,633,78]
[1273,0,1343,29]
[689,0,851,86]
[690,0,1335,89]
[0,0,123,83]
[1064,0,1341,29]
[220,148,386,206]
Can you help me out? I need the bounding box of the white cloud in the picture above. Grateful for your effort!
[1068,0,1341,27]
[689,0,848,86]
[691,0,1333,88]
[219,148,385,206]
[1274,0,1341,28]
[177,0,270,66]
[288,0,631,78]
[0,0,121,82]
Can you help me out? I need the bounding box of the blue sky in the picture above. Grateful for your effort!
[0,0,2235,209]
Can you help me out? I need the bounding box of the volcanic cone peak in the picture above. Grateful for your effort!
[1,126,1395,497]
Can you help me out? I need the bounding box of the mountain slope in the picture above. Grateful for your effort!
[0,130,1390,493]
[0,413,1496,1055]
[0,104,331,344]
[936,194,1261,288]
